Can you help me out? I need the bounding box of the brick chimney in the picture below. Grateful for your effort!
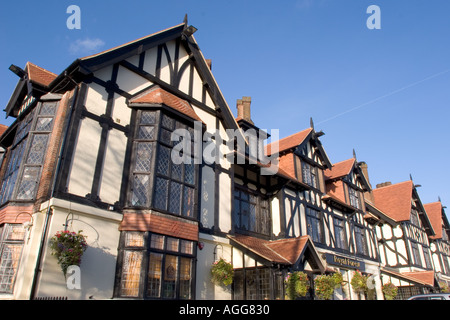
[376,181,392,188]
[236,96,253,125]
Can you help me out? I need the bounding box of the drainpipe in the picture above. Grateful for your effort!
[29,82,79,300]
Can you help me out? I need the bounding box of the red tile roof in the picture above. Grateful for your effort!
[265,128,312,156]
[424,201,443,239]
[0,124,8,137]
[129,86,202,122]
[402,271,435,287]
[381,268,435,287]
[26,62,57,87]
[324,158,355,180]
[228,234,312,265]
[372,180,414,222]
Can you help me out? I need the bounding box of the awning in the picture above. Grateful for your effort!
[228,234,326,273]
[381,268,436,287]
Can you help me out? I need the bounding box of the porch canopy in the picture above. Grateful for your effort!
[228,234,326,273]
[381,267,437,289]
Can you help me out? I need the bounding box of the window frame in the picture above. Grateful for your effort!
[348,187,361,210]
[306,207,323,244]
[354,224,369,257]
[233,267,281,300]
[333,217,348,251]
[0,224,26,294]
[128,110,198,220]
[301,161,318,189]
[116,231,196,300]
[233,186,271,236]
[0,101,58,205]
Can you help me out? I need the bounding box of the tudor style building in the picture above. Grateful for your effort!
[0,19,449,301]
[0,19,250,300]
[371,180,440,299]
[424,201,450,289]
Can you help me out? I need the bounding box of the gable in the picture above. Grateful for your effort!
[50,20,240,135]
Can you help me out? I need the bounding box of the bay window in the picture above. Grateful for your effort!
[129,110,197,218]
[0,101,57,204]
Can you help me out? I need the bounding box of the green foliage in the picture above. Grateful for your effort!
[382,282,398,300]
[49,230,88,276]
[211,258,234,286]
[315,274,336,300]
[285,272,310,300]
[350,270,368,294]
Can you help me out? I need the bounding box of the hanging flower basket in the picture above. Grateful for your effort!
[350,270,368,294]
[285,272,310,300]
[382,282,398,300]
[314,274,336,300]
[49,230,88,276]
[331,272,345,289]
[210,258,234,286]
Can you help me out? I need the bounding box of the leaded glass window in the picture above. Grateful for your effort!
[0,224,26,294]
[0,101,57,204]
[233,188,270,236]
[233,267,278,300]
[355,225,368,256]
[348,187,361,209]
[129,110,197,218]
[302,161,317,188]
[334,217,347,250]
[117,232,195,299]
[306,207,323,243]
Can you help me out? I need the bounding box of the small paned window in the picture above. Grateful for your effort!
[0,101,57,204]
[117,232,195,300]
[306,207,323,244]
[354,225,368,256]
[129,111,197,219]
[233,267,278,300]
[334,217,347,250]
[411,242,422,267]
[302,161,317,189]
[0,224,26,293]
[348,187,361,209]
[233,188,270,236]
[423,247,432,269]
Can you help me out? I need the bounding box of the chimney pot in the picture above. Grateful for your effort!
[237,96,253,124]
[376,181,392,188]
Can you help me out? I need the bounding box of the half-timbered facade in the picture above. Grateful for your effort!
[372,180,440,299]
[424,201,450,290]
[0,19,252,300]
[1,19,449,301]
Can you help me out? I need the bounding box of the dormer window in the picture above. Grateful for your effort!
[301,161,317,189]
[348,187,361,210]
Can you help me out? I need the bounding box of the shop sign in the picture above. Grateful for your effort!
[325,253,365,271]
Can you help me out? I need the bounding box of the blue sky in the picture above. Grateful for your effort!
[1,0,449,218]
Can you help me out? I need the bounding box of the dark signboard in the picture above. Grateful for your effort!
[325,253,365,271]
